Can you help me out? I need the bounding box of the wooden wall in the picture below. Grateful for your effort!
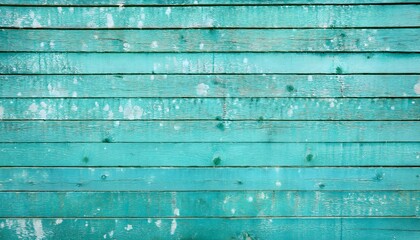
[0,0,419,239]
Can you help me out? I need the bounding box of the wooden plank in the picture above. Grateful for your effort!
[1,53,419,74]
[0,167,418,191]
[1,0,419,6]
[1,75,419,98]
[1,5,419,29]
[0,121,419,143]
[2,29,419,52]
[0,98,418,120]
[1,191,418,217]
[1,142,419,167]
[0,218,419,240]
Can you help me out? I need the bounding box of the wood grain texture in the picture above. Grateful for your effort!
[1,142,419,167]
[1,5,419,29]
[1,167,419,191]
[1,191,418,217]
[1,75,419,98]
[1,53,420,74]
[0,98,418,120]
[1,0,418,5]
[1,218,419,240]
[2,29,419,52]
[1,121,419,143]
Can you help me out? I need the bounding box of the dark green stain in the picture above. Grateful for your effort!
[102,137,113,143]
[236,180,243,185]
[82,157,89,163]
[306,154,314,162]
[373,173,384,181]
[286,85,295,92]
[215,116,223,121]
[319,183,326,189]
[336,67,343,74]
[258,116,264,122]
[213,157,222,166]
[216,122,225,131]
[101,175,107,180]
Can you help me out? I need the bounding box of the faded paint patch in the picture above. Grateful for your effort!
[55,219,63,225]
[125,224,133,231]
[106,14,114,28]
[196,83,210,96]
[414,82,420,94]
[155,220,162,228]
[0,106,4,119]
[32,219,45,240]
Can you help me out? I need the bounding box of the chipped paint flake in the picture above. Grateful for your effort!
[32,219,45,240]
[165,7,172,17]
[170,219,177,235]
[155,220,162,228]
[414,82,420,94]
[55,219,63,225]
[124,224,133,231]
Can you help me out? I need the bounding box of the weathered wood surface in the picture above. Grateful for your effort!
[1,53,420,74]
[1,75,419,98]
[0,167,418,191]
[1,191,418,217]
[1,5,419,29]
[1,218,419,240]
[1,121,419,143]
[2,29,419,52]
[1,0,418,5]
[1,142,419,167]
[0,98,418,120]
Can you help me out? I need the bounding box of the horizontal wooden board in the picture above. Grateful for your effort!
[0,167,418,191]
[2,29,419,52]
[1,53,420,74]
[1,5,419,29]
[0,98,418,120]
[1,75,419,98]
[1,142,419,167]
[1,0,419,5]
[0,121,419,143]
[1,191,418,217]
[1,218,419,240]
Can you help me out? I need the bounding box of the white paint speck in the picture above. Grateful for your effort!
[40,42,45,48]
[150,75,155,80]
[0,106,4,120]
[103,104,110,111]
[69,7,74,13]
[49,40,55,49]
[39,110,47,119]
[174,124,181,131]
[125,224,133,231]
[414,82,420,94]
[170,219,177,235]
[151,41,158,48]
[123,101,143,120]
[196,83,210,96]
[71,104,78,111]
[173,208,180,216]
[55,219,63,225]
[165,7,172,17]
[123,42,130,51]
[287,106,294,117]
[243,58,248,64]
[199,43,204,50]
[32,19,42,28]
[138,21,144,28]
[248,196,253,202]
[155,220,162,228]
[106,14,114,28]
[231,208,236,214]
[390,106,395,110]
[275,181,282,187]
[307,75,313,81]
[108,230,114,238]
[57,7,62,13]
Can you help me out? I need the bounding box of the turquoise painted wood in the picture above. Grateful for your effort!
[2,0,418,5]
[2,29,420,52]
[1,218,419,240]
[0,142,419,167]
[1,5,419,28]
[0,191,418,217]
[1,75,419,98]
[1,121,419,142]
[1,1,419,239]
[0,98,418,120]
[1,53,420,74]
[1,167,419,191]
